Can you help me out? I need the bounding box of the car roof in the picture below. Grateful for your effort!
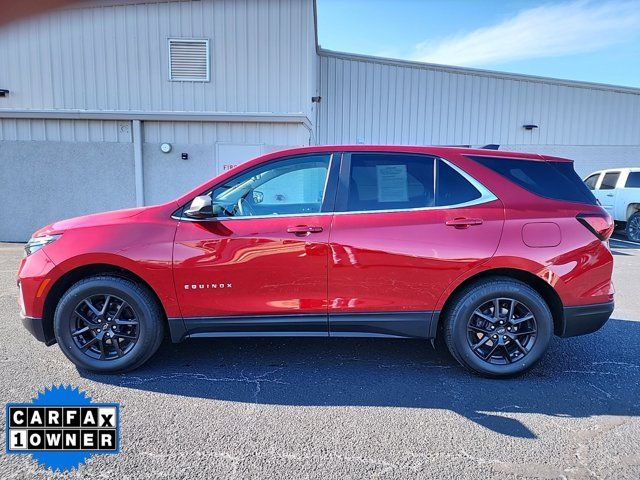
[263,145,572,162]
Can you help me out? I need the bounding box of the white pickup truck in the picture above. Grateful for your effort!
[584,168,640,242]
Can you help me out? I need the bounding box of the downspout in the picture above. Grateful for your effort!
[132,119,144,207]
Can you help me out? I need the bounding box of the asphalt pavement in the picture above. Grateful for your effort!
[0,239,639,479]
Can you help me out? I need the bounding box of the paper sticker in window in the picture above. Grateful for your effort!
[376,164,408,202]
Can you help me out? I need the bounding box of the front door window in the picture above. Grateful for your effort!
[207,154,331,218]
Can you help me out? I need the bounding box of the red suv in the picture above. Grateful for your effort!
[17,146,614,377]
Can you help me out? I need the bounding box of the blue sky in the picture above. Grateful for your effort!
[316,0,640,87]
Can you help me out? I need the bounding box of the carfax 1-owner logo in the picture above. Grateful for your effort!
[5,385,120,472]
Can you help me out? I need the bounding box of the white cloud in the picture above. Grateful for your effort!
[412,0,640,67]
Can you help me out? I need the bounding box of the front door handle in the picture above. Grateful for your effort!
[445,217,483,229]
[606,193,615,197]
[287,225,324,236]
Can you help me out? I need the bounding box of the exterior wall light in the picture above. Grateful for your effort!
[0,89,9,97]
[523,124,539,130]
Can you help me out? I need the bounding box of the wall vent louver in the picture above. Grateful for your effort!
[168,38,210,82]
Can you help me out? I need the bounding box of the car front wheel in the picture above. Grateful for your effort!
[444,277,553,378]
[54,275,164,373]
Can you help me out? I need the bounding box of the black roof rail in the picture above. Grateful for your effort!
[481,144,500,150]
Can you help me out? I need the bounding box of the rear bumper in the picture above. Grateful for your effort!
[560,301,614,338]
[21,315,56,346]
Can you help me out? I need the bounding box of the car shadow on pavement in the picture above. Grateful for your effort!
[81,318,640,439]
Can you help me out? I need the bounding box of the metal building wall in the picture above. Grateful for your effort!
[318,51,640,169]
[0,0,317,117]
[3,0,640,242]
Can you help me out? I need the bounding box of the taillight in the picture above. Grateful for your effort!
[576,213,614,241]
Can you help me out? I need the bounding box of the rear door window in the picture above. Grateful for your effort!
[467,155,598,205]
[338,153,488,213]
[600,172,620,190]
[343,153,436,212]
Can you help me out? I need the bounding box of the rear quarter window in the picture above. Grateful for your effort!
[436,160,482,206]
[467,155,598,205]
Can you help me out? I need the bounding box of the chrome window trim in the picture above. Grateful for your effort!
[173,211,333,222]
[173,157,497,222]
[331,157,497,216]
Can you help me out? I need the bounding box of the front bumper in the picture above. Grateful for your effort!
[17,248,58,320]
[21,315,56,345]
[560,301,614,337]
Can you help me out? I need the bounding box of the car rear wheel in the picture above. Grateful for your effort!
[54,275,164,373]
[444,277,553,378]
[626,212,640,242]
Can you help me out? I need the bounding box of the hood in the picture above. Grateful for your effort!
[33,206,149,237]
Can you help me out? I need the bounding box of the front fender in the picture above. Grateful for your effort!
[29,220,180,319]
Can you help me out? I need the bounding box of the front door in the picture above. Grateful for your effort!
[328,152,505,338]
[173,153,337,335]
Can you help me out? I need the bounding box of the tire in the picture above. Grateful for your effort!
[54,275,164,373]
[443,277,553,378]
[626,212,640,242]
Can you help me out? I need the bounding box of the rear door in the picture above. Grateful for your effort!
[327,152,505,338]
[598,171,622,217]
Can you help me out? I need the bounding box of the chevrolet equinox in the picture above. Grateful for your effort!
[18,146,615,377]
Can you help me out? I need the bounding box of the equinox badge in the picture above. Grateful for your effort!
[184,283,233,290]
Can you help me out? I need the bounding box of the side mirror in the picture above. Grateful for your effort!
[184,195,214,219]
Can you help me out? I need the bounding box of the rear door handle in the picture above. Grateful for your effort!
[606,193,615,197]
[445,217,483,228]
[287,225,324,236]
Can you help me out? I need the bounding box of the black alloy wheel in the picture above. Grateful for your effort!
[467,298,537,365]
[71,294,140,361]
[54,275,164,373]
[444,277,553,378]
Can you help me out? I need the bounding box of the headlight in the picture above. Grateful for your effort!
[25,234,61,256]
